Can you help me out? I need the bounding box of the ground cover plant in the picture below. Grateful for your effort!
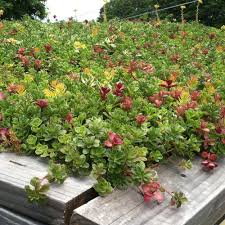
[0,15,224,207]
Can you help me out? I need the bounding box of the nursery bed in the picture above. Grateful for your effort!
[0,153,225,225]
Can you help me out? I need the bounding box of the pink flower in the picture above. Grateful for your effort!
[36,99,48,109]
[0,92,6,100]
[136,114,147,125]
[121,96,132,111]
[65,112,73,124]
[113,82,125,97]
[100,87,110,101]
[104,131,123,148]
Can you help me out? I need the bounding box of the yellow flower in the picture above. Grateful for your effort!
[198,0,203,4]
[16,84,26,96]
[74,41,86,50]
[5,38,20,44]
[216,45,224,53]
[91,27,99,37]
[44,89,56,98]
[83,68,92,76]
[221,25,225,30]
[104,69,115,81]
[154,4,160,9]
[51,80,66,94]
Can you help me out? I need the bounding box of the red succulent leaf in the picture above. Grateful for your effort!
[113,82,125,97]
[170,90,182,100]
[143,193,153,202]
[121,96,132,110]
[106,132,123,147]
[136,114,147,125]
[222,139,225,144]
[160,80,177,90]
[36,99,49,109]
[153,191,164,204]
[34,59,42,70]
[201,151,209,159]
[18,48,26,55]
[100,87,110,101]
[191,91,201,101]
[65,112,73,124]
[0,92,6,100]
[104,140,113,148]
[209,153,217,162]
[44,44,53,53]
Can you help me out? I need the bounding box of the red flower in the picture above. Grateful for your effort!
[44,44,53,53]
[0,92,6,100]
[113,82,125,97]
[34,59,42,70]
[36,99,48,109]
[65,112,73,124]
[121,96,132,111]
[160,80,177,90]
[136,114,147,125]
[18,48,26,55]
[104,131,123,148]
[100,87,110,101]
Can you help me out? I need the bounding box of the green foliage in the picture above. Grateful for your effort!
[171,191,188,208]
[0,18,224,205]
[25,177,49,203]
[0,0,47,20]
[94,178,113,196]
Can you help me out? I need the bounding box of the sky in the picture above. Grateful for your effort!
[46,0,104,21]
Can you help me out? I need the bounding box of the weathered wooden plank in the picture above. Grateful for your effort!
[0,153,97,225]
[0,207,45,225]
[71,157,225,225]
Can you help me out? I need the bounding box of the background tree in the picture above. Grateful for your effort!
[0,0,47,20]
[98,0,225,27]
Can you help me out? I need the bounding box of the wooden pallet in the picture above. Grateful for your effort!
[71,158,225,225]
[0,153,97,225]
[1,153,225,225]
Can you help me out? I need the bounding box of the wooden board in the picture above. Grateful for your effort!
[0,207,45,225]
[0,153,97,225]
[71,157,225,225]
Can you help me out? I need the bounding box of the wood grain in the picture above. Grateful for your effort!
[71,157,225,225]
[0,207,45,225]
[0,153,97,225]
